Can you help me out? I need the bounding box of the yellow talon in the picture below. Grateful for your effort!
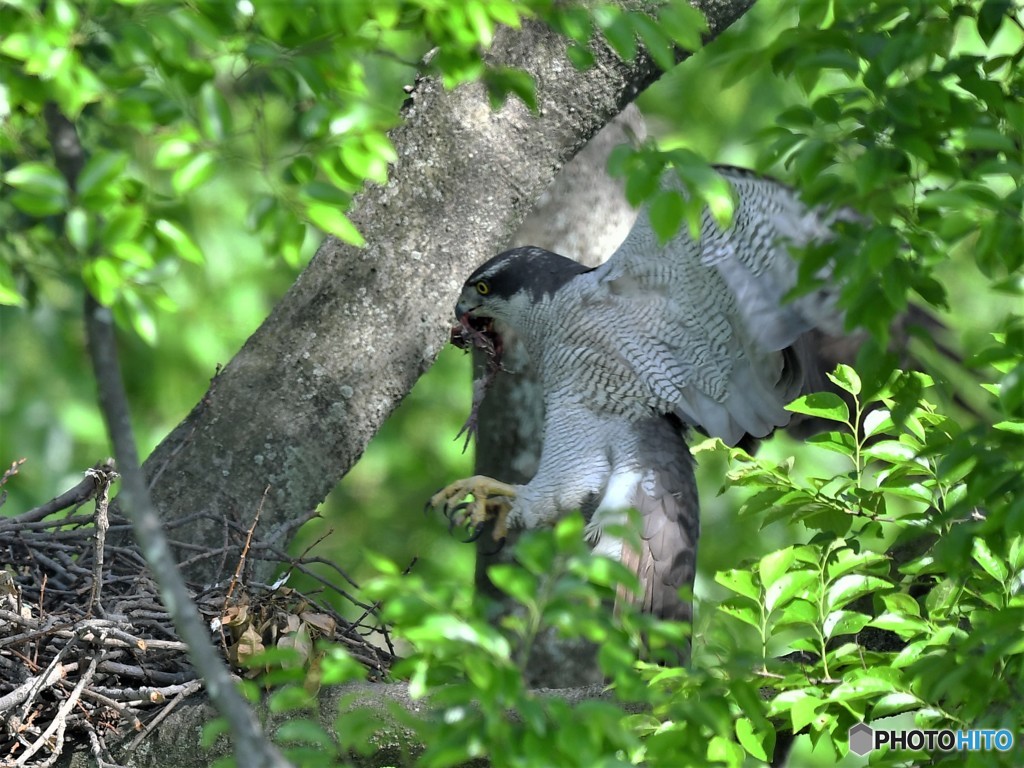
[429,475,517,541]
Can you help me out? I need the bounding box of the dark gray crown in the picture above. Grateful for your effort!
[464,246,589,303]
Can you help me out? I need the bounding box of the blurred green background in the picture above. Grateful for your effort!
[0,0,1008,617]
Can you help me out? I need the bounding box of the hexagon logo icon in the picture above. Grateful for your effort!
[849,723,874,756]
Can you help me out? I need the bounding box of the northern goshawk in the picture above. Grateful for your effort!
[430,167,857,626]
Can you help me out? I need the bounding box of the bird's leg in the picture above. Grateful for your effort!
[427,475,517,542]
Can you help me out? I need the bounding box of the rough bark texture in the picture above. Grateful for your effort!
[142,0,755,588]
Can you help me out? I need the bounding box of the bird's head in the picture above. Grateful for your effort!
[454,246,588,331]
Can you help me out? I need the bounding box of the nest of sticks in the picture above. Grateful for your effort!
[0,461,395,767]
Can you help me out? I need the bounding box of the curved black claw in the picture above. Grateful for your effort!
[463,525,485,543]
[445,501,471,529]
[479,536,507,556]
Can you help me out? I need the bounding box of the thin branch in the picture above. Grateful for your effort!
[124,680,204,754]
[14,652,98,766]
[87,464,119,617]
[18,466,107,525]
[43,96,290,767]
[225,485,268,605]
[83,294,291,768]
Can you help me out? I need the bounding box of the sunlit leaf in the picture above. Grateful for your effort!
[155,219,205,264]
[787,392,850,423]
[826,574,891,611]
[76,151,128,199]
[716,568,759,602]
[305,203,365,246]
[971,537,1009,584]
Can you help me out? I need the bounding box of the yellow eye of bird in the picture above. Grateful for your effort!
[475,280,490,295]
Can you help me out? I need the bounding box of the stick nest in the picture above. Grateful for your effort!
[0,461,395,767]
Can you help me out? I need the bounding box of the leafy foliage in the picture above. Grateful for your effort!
[3,0,1022,765]
[619,0,1022,336]
[0,0,532,325]
[708,365,1023,764]
[283,367,1021,767]
[0,0,706,323]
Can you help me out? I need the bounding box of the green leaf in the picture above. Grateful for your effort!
[871,692,920,718]
[971,537,1009,583]
[862,440,918,465]
[759,547,797,590]
[554,514,585,551]
[805,430,857,457]
[827,364,862,396]
[4,161,69,215]
[112,240,155,268]
[172,153,216,195]
[485,0,523,29]
[718,598,761,629]
[786,392,850,423]
[715,568,759,602]
[648,188,684,242]
[102,206,146,248]
[870,611,929,639]
[305,204,364,246]
[631,13,676,71]
[827,548,887,581]
[773,597,817,627]
[565,43,595,70]
[735,717,771,761]
[320,647,365,685]
[707,735,745,766]
[765,569,817,614]
[200,718,230,748]
[825,574,890,611]
[65,207,93,252]
[275,718,334,746]
[155,219,205,264]
[962,127,1016,153]
[598,10,638,62]
[624,163,661,207]
[483,66,537,112]
[83,257,125,306]
[830,673,898,702]
[656,1,706,52]
[822,609,871,639]
[154,138,195,169]
[770,691,823,732]
[993,420,1024,435]
[0,262,25,306]
[488,564,538,607]
[76,151,128,199]
[862,408,894,438]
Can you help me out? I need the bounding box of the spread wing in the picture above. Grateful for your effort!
[582,167,854,446]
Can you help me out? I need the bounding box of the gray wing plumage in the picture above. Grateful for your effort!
[580,167,853,446]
